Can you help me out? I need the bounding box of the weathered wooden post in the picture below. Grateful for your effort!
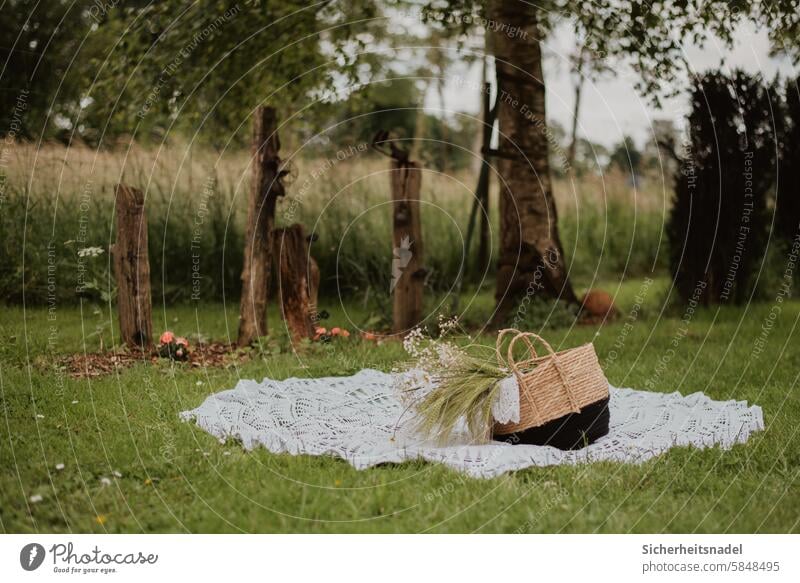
[113,184,152,350]
[372,130,427,335]
[237,106,286,347]
[389,159,424,334]
[272,224,316,341]
[308,255,320,315]
[372,131,425,334]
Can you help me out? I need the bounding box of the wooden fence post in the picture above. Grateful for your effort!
[309,255,320,316]
[113,184,152,350]
[272,224,316,342]
[237,106,285,347]
[390,159,424,334]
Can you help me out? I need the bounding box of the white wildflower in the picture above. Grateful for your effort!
[435,343,464,368]
[55,463,65,471]
[402,327,426,358]
[437,314,459,337]
[36,414,44,419]
[112,470,122,478]
[100,477,112,486]
[29,494,43,503]
[77,246,105,258]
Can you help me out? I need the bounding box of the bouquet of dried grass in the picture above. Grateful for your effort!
[396,321,508,444]
[414,350,506,443]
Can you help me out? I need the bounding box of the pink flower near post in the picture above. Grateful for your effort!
[176,337,189,348]
[159,331,175,345]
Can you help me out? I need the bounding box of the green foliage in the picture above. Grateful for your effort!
[510,296,579,331]
[310,77,476,171]
[351,78,422,142]
[776,76,800,245]
[425,1,800,101]
[608,136,642,175]
[2,1,382,144]
[668,70,776,305]
[0,170,244,306]
[252,331,295,358]
[0,0,88,140]
[560,197,668,281]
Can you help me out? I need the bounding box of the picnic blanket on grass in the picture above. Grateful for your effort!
[180,369,763,479]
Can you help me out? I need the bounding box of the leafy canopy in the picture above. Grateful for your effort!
[1,0,382,144]
[419,0,800,98]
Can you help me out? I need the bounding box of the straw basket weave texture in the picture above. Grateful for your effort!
[493,329,609,435]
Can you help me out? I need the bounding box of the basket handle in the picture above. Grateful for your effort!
[506,332,556,371]
[495,328,520,367]
[496,329,550,367]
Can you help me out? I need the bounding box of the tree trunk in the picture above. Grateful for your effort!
[471,56,489,174]
[568,75,584,169]
[489,0,577,327]
[567,46,587,169]
[237,106,285,347]
[272,224,316,342]
[437,78,449,173]
[113,184,152,350]
[477,181,490,273]
[477,81,495,274]
[451,81,497,313]
[390,159,425,334]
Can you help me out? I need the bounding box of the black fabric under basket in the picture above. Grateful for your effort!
[493,396,610,450]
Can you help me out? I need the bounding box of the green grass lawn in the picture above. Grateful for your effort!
[2,278,799,533]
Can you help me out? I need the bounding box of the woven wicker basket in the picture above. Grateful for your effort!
[493,329,609,435]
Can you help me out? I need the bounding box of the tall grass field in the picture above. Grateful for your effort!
[1,141,669,309]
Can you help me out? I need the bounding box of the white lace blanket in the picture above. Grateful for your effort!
[180,369,764,479]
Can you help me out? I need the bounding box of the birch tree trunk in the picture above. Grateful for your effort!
[489,0,577,326]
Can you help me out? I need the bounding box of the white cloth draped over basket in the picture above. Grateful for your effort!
[180,369,764,479]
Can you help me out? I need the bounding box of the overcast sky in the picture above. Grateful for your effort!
[418,20,798,149]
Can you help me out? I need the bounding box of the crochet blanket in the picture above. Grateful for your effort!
[180,369,764,479]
